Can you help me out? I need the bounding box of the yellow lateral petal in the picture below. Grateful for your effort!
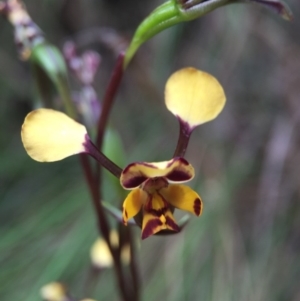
[21,108,87,162]
[120,157,194,189]
[160,184,203,216]
[165,67,226,128]
[122,189,145,225]
[164,209,181,233]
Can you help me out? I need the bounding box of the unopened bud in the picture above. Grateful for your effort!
[40,282,67,301]
[90,238,113,268]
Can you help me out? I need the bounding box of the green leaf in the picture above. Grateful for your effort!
[30,43,77,118]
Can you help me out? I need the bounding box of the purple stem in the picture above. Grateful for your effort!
[96,52,125,150]
[173,118,193,158]
[128,227,140,301]
[79,154,130,301]
[84,136,122,178]
[85,51,140,301]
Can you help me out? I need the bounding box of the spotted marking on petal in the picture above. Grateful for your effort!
[140,162,159,168]
[165,216,180,232]
[122,176,148,189]
[148,208,168,217]
[122,162,157,174]
[165,157,194,183]
[193,198,202,216]
[166,170,193,182]
[166,157,189,168]
[142,218,163,240]
[145,193,169,217]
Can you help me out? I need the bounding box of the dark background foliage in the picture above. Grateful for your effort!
[0,0,300,300]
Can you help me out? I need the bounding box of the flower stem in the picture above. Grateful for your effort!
[81,52,138,301]
[79,154,110,236]
[79,154,130,301]
[128,227,140,301]
[173,118,192,157]
[84,137,122,178]
[96,52,125,150]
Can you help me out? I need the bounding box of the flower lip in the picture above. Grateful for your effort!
[141,208,180,240]
[120,157,194,190]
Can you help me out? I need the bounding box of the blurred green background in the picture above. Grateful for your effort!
[1,0,300,300]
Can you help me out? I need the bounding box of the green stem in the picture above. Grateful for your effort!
[55,75,77,119]
[124,1,179,68]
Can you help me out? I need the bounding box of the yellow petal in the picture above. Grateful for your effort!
[90,238,113,268]
[120,157,194,189]
[165,67,226,128]
[160,184,203,216]
[122,189,145,225]
[21,108,87,162]
[40,282,67,301]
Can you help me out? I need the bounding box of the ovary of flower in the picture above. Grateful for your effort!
[165,67,226,131]
[120,157,203,239]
